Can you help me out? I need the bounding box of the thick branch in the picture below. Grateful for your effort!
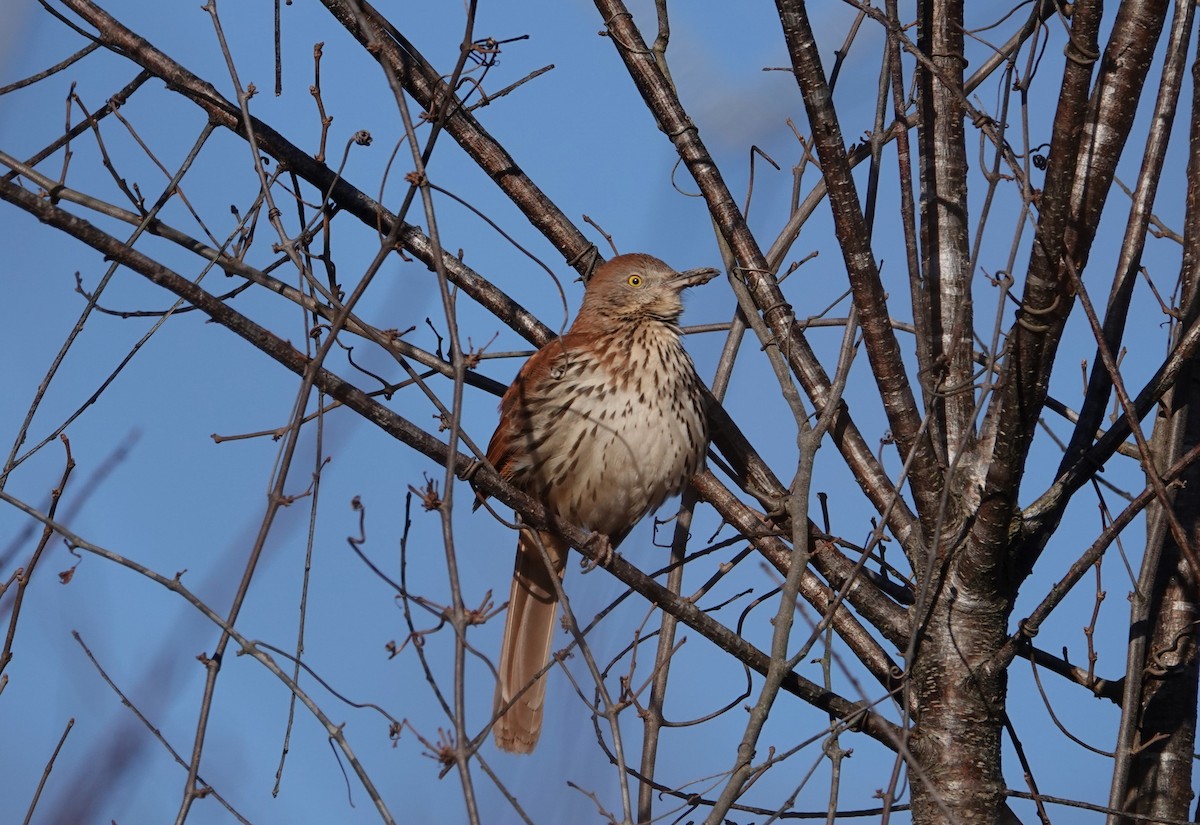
[916,0,974,460]
[775,0,943,539]
[1008,0,1176,579]
[1059,0,1188,478]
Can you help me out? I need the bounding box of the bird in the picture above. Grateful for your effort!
[480,252,716,754]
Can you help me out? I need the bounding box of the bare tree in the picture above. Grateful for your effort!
[1,1,1197,823]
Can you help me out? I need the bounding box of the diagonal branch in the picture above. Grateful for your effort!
[57,0,552,345]
[318,0,597,277]
[1021,306,1200,560]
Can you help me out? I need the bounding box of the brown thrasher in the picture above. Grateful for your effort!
[481,253,716,753]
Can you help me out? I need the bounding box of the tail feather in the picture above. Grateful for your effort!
[493,530,569,753]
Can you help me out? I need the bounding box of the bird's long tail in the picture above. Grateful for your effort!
[493,529,569,753]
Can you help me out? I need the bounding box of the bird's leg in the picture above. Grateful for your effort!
[580,532,614,571]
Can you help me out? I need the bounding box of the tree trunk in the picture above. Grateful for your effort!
[909,557,1011,825]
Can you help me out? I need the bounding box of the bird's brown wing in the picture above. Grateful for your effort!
[475,338,567,508]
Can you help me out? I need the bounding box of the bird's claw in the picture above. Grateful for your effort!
[580,533,614,572]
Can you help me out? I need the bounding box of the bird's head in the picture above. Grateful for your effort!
[579,253,718,323]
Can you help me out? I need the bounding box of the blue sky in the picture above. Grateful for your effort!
[0,2,1193,823]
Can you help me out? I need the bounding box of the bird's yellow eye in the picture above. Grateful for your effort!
[627,274,643,287]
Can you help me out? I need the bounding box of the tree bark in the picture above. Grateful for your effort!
[1115,20,1200,817]
[916,0,973,462]
[909,581,1011,824]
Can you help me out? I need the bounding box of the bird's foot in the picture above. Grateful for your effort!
[580,533,614,572]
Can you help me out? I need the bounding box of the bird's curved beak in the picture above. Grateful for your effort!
[671,266,720,290]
